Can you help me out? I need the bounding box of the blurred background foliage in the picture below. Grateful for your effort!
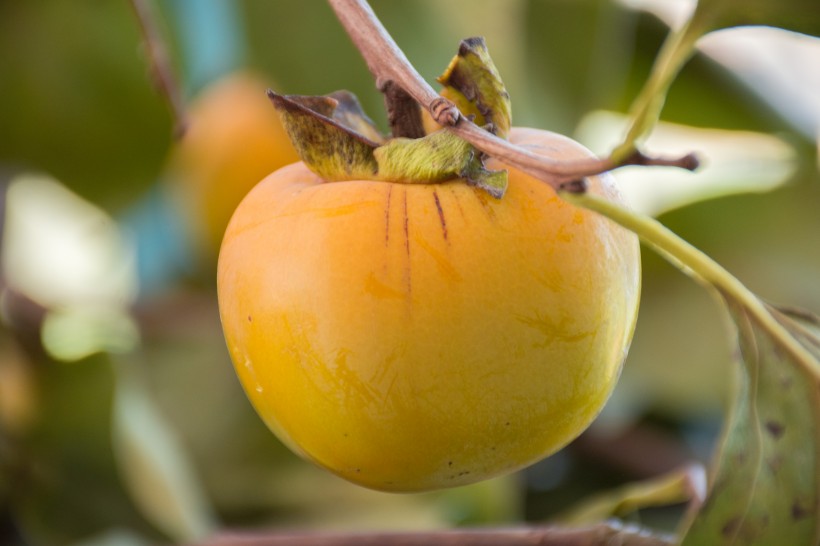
[0,1,817,545]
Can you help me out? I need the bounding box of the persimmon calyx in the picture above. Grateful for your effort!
[266,36,513,198]
[268,90,508,198]
[436,36,511,139]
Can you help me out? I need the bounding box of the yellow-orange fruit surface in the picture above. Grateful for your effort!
[218,127,640,492]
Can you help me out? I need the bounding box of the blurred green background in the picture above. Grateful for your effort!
[0,1,818,545]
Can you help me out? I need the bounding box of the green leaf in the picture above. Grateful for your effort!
[678,303,820,545]
[562,192,820,546]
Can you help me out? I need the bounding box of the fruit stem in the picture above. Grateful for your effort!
[326,0,698,189]
[562,192,817,371]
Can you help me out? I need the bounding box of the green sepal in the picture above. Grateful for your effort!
[267,91,381,181]
[270,90,508,198]
[374,129,508,198]
[437,37,512,139]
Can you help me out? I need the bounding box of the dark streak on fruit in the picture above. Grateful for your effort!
[381,80,425,139]
[403,189,412,295]
[403,190,410,257]
[384,184,393,245]
[433,190,448,241]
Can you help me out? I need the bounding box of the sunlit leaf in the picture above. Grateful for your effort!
[112,361,217,543]
[575,111,796,216]
[698,27,820,141]
[2,173,137,310]
[707,0,820,38]
[678,302,820,545]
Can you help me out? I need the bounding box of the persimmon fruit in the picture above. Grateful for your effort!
[167,71,299,260]
[217,126,640,492]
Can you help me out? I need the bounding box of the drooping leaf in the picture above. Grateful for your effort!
[563,192,820,544]
[112,360,217,543]
[678,302,820,545]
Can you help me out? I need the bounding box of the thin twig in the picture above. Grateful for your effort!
[129,0,188,137]
[199,523,674,546]
[327,0,698,191]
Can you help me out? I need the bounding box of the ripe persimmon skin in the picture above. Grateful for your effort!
[217,127,640,492]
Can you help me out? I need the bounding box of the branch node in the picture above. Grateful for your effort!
[430,97,460,126]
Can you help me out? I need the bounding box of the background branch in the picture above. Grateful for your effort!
[200,523,674,546]
[129,0,188,137]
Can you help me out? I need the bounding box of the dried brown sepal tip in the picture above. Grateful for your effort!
[381,81,426,139]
